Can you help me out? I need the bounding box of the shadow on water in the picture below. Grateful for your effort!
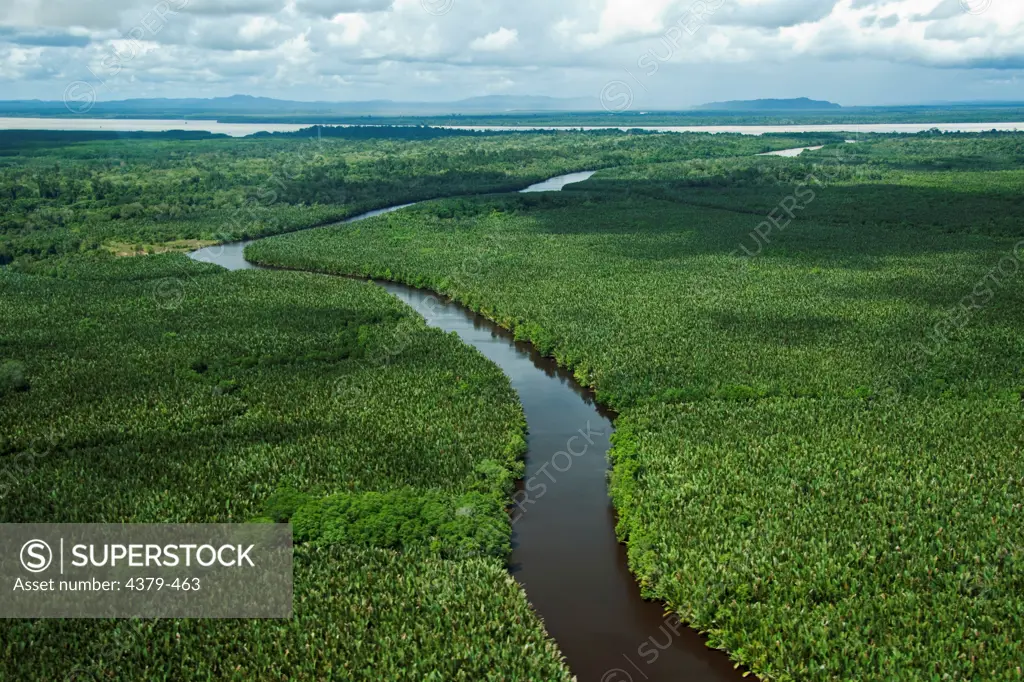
[190,170,749,682]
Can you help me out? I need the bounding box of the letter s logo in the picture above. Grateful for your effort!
[20,539,52,573]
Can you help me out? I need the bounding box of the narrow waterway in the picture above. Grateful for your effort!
[378,280,743,682]
[190,172,745,682]
[758,144,824,157]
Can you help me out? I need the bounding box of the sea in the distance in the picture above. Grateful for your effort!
[2,117,1024,137]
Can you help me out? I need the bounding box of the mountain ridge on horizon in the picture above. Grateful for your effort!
[694,97,843,111]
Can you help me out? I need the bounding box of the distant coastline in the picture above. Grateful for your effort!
[2,95,1024,128]
[1,117,1024,138]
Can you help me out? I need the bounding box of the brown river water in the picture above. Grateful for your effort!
[190,171,748,681]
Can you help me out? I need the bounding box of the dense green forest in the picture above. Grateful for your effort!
[0,128,821,265]
[0,128,829,680]
[3,129,1024,680]
[0,255,570,680]
[248,133,1024,680]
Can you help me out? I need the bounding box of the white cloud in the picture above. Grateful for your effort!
[295,0,394,19]
[0,0,1023,105]
[324,12,370,46]
[470,27,518,52]
[575,0,676,48]
[239,16,285,42]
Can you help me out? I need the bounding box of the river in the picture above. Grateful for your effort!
[190,170,751,681]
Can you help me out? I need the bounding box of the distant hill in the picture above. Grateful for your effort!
[694,97,842,111]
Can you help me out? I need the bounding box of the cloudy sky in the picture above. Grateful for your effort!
[0,0,1021,107]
